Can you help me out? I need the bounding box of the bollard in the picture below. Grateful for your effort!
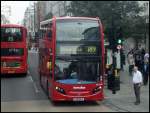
[112,69,117,94]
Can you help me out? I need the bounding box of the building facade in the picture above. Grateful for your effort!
[1,14,10,24]
[23,1,73,49]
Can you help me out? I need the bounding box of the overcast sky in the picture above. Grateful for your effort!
[1,1,148,24]
[1,1,33,24]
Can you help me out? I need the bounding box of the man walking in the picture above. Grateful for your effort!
[132,66,143,105]
[142,60,149,85]
[128,52,135,76]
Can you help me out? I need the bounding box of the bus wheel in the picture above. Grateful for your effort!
[39,73,42,85]
[47,81,51,100]
[39,73,44,89]
[22,73,27,77]
[51,100,58,105]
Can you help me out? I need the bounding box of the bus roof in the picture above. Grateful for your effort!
[40,16,100,27]
[56,16,100,20]
[1,24,25,28]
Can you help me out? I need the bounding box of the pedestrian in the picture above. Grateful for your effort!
[142,60,149,85]
[132,66,143,105]
[134,50,143,73]
[121,49,126,71]
[128,52,135,76]
[144,53,149,63]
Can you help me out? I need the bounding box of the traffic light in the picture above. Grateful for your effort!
[116,27,123,45]
[117,38,123,46]
[117,39,122,44]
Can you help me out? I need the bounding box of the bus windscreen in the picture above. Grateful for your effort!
[55,19,101,84]
[1,28,22,42]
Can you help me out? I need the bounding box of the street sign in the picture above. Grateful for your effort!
[117,45,122,49]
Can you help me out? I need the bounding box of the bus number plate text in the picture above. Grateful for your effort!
[8,71,15,73]
[73,98,84,101]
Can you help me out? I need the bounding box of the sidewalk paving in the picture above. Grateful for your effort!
[104,64,149,112]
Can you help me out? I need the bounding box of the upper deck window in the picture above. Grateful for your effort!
[1,27,22,42]
[56,19,100,41]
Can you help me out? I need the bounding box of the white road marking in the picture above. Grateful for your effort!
[28,71,40,93]
[33,82,40,93]
[27,70,30,75]
[28,74,33,82]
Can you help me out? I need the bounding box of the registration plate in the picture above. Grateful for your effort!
[73,98,84,101]
[8,71,15,73]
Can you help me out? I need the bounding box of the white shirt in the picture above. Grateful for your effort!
[128,54,135,65]
[144,53,149,63]
[144,53,149,58]
[133,70,143,84]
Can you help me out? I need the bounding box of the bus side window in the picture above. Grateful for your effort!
[39,30,46,39]
[47,23,52,40]
[47,30,52,40]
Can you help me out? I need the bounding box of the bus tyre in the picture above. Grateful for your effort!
[47,81,51,100]
[51,100,58,105]
[39,73,41,84]
[22,73,27,77]
[39,73,42,85]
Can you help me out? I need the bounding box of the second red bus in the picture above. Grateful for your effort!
[1,24,28,75]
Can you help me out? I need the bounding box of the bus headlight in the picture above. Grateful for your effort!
[92,86,102,94]
[55,86,66,94]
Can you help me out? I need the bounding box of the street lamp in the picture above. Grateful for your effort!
[144,2,148,51]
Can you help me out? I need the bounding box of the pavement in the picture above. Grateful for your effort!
[103,64,149,112]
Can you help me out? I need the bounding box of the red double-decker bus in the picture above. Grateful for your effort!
[1,24,27,75]
[39,17,105,102]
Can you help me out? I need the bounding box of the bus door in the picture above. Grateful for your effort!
[39,30,47,88]
[45,28,53,97]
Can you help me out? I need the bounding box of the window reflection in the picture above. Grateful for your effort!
[56,20,100,41]
[55,60,100,84]
[1,28,22,42]
[55,19,101,84]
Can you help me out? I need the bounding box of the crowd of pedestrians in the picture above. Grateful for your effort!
[127,44,149,105]
[127,44,149,86]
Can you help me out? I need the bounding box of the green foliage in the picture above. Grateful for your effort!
[44,12,53,20]
[68,1,145,39]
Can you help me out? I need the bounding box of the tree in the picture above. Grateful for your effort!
[68,1,145,40]
[44,12,53,20]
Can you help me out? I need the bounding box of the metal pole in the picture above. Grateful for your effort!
[111,7,116,94]
[145,3,147,51]
[34,2,35,38]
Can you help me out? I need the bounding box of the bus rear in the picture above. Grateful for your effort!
[1,24,27,75]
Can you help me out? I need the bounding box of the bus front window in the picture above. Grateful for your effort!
[55,19,101,84]
[54,60,100,84]
[1,28,22,42]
